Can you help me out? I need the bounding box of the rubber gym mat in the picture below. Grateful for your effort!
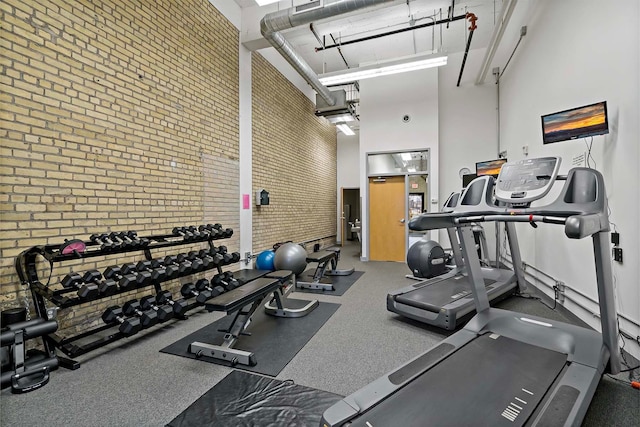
[167,370,344,427]
[160,299,340,377]
[294,270,364,296]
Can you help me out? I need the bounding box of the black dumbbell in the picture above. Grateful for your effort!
[215,246,234,264]
[199,224,221,239]
[195,279,225,304]
[148,260,169,282]
[185,251,212,270]
[104,266,138,291]
[180,283,202,301]
[82,270,117,296]
[126,231,149,247]
[101,233,123,249]
[61,272,100,300]
[164,255,191,276]
[140,296,173,322]
[186,226,206,239]
[210,223,233,238]
[109,232,133,248]
[102,306,141,336]
[90,233,116,251]
[172,226,195,241]
[211,273,240,291]
[122,262,152,287]
[178,252,204,272]
[136,260,166,282]
[156,291,189,316]
[123,300,158,328]
[151,259,179,280]
[202,249,224,267]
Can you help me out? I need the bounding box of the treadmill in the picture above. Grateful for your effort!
[387,180,527,330]
[322,157,621,427]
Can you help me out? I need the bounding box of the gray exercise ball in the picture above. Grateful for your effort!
[273,243,308,276]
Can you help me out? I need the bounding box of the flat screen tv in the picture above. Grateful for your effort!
[476,158,507,178]
[541,101,609,144]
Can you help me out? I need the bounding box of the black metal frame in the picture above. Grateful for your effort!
[15,228,234,370]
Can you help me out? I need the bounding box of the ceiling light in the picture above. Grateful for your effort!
[337,123,355,136]
[318,52,448,86]
[255,0,280,6]
[407,167,417,172]
[401,153,412,161]
[326,113,356,124]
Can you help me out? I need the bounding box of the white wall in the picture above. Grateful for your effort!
[438,47,498,248]
[359,67,439,260]
[336,133,360,242]
[498,0,640,358]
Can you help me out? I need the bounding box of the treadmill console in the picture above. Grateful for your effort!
[494,157,561,204]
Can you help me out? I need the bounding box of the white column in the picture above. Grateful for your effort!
[239,45,253,268]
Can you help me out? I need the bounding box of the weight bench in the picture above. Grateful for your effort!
[263,270,318,317]
[188,270,316,367]
[297,248,355,291]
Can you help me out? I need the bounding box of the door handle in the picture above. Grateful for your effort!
[399,218,406,223]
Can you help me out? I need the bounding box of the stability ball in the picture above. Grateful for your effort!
[273,243,308,276]
[255,250,275,271]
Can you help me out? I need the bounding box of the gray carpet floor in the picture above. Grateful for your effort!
[1,242,638,426]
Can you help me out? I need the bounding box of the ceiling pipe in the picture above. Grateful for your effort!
[475,0,517,85]
[316,13,467,51]
[260,0,397,106]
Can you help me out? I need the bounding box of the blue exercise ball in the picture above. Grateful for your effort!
[256,250,275,271]
[273,243,308,275]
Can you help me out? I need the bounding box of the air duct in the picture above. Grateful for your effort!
[260,0,397,108]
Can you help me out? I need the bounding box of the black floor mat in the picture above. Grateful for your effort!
[167,370,344,427]
[160,300,340,377]
[295,270,364,296]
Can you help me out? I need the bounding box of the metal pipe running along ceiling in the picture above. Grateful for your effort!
[260,0,398,107]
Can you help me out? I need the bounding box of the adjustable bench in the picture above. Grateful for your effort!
[263,270,318,317]
[297,248,355,291]
[188,269,317,367]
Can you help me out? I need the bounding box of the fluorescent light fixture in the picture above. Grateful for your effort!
[255,0,280,6]
[337,123,355,136]
[319,52,448,86]
[401,153,412,161]
[326,113,356,124]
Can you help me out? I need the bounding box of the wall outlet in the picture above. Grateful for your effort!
[613,247,623,263]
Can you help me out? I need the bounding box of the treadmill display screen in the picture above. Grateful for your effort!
[495,157,560,203]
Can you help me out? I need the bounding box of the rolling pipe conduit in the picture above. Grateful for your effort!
[260,0,398,106]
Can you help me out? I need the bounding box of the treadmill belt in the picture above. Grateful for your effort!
[396,276,496,312]
[349,334,567,427]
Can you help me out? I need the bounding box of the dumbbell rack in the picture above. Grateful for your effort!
[15,227,236,370]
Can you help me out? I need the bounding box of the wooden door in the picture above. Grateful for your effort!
[369,176,406,261]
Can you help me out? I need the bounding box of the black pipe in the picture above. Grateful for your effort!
[456,29,474,87]
[315,14,467,52]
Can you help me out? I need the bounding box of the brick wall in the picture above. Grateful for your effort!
[251,52,337,253]
[0,0,239,333]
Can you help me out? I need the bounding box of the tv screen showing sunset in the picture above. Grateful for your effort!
[542,102,608,144]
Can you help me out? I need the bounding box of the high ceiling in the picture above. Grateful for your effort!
[233,0,501,77]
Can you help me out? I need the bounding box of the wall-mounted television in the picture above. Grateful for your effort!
[476,158,507,177]
[541,101,609,144]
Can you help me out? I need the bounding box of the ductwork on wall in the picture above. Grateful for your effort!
[260,0,397,117]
